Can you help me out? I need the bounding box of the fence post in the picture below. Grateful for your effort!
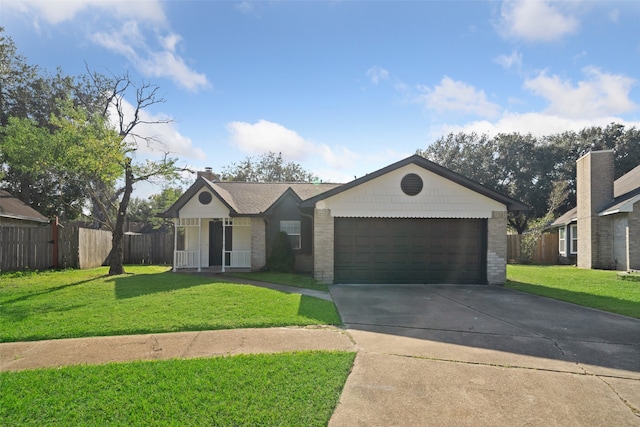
[51,217,59,269]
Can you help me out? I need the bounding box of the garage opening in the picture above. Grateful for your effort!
[334,218,486,284]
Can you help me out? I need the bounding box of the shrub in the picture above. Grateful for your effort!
[266,231,295,272]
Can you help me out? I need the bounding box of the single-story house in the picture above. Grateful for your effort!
[0,190,50,227]
[551,150,640,271]
[160,155,528,285]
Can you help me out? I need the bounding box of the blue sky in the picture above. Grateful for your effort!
[2,0,640,195]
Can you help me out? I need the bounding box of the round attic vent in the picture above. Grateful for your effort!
[198,191,212,205]
[401,173,423,196]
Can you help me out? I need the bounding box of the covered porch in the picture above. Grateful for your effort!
[173,217,252,272]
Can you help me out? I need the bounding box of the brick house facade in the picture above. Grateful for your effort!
[161,155,527,284]
[552,150,640,271]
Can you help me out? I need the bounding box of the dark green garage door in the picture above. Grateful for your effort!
[334,218,486,284]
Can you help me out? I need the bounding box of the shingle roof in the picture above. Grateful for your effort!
[0,190,49,223]
[614,164,640,198]
[550,207,577,227]
[210,181,343,214]
[159,179,342,218]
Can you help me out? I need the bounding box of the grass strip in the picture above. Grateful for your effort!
[1,351,355,427]
[230,271,329,292]
[506,265,640,318]
[0,266,340,342]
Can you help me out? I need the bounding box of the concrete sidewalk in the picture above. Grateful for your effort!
[0,326,355,371]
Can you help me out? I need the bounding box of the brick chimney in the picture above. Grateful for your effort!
[197,167,217,182]
[576,150,614,269]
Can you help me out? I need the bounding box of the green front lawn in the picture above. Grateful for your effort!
[1,351,355,427]
[506,265,640,319]
[0,266,341,342]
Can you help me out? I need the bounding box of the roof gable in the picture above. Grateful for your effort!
[300,155,529,212]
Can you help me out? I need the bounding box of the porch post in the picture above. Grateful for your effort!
[197,218,202,272]
[173,218,177,272]
[221,218,226,273]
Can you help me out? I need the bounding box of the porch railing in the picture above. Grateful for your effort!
[227,251,251,268]
[175,251,198,268]
[174,250,251,269]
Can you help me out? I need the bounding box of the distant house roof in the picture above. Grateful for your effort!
[160,179,342,218]
[552,163,640,226]
[0,190,49,223]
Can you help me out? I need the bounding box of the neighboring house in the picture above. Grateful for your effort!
[160,155,527,285]
[0,190,50,227]
[551,150,640,271]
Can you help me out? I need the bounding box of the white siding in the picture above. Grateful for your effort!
[317,164,505,218]
[179,189,230,218]
[233,225,251,251]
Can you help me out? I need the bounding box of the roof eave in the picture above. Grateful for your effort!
[0,213,50,223]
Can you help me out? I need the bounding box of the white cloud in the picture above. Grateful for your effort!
[366,66,389,85]
[499,0,579,42]
[415,76,501,118]
[8,0,208,93]
[107,97,205,160]
[225,120,411,183]
[92,22,210,92]
[432,112,640,141]
[5,0,166,25]
[524,67,637,119]
[226,120,316,160]
[495,50,523,70]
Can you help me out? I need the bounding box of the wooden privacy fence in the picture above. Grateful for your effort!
[0,226,53,272]
[1,224,174,272]
[124,233,174,265]
[507,233,559,265]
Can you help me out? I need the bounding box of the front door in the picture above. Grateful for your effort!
[209,221,233,266]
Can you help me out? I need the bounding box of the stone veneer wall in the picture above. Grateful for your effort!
[250,217,266,270]
[629,203,640,270]
[313,208,334,284]
[487,211,507,285]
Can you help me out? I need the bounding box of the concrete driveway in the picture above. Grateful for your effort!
[328,284,640,426]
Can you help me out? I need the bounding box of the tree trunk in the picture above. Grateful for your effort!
[108,159,133,276]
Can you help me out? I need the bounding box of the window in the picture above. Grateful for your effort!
[558,227,566,255]
[280,220,301,250]
[198,191,212,205]
[570,224,578,254]
[401,173,423,196]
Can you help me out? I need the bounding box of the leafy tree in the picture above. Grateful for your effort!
[221,151,318,182]
[128,187,183,232]
[0,30,87,217]
[417,124,640,234]
[418,132,544,233]
[0,31,184,274]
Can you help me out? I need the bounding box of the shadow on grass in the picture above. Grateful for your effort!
[112,272,215,299]
[506,280,640,319]
[2,277,107,305]
[297,295,342,325]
